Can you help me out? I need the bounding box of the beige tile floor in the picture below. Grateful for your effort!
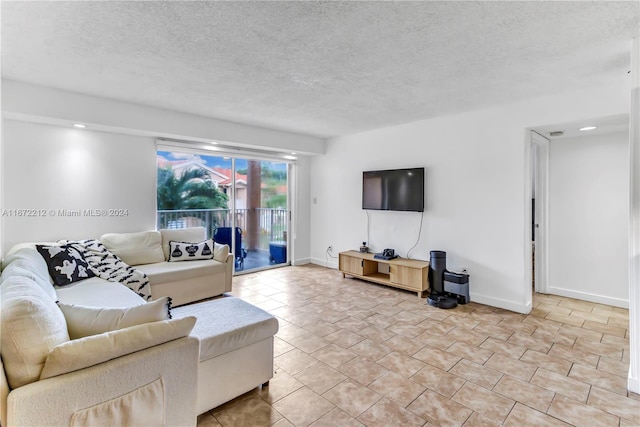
[197,265,639,427]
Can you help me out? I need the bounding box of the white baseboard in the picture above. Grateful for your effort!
[547,286,629,309]
[470,293,531,314]
[310,257,338,269]
[629,375,640,394]
[302,263,531,314]
[291,258,310,266]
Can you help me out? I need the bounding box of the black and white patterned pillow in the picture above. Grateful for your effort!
[36,244,96,286]
[168,239,214,262]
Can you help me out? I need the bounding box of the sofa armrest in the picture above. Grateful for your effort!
[6,336,199,427]
[1,357,9,427]
[224,253,233,292]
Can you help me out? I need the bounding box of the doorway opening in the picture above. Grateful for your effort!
[528,114,630,306]
[530,131,549,295]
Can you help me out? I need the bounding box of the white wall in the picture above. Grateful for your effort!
[2,120,157,252]
[0,78,4,259]
[3,80,325,156]
[1,120,313,263]
[549,131,629,307]
[310,82,630,313]
[1,83,316,262]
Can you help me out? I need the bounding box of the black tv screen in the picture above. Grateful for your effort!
[362,167,424,212]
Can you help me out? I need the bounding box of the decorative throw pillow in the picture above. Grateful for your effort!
[213,242,230,263]
[168,239,214,262]
[58,296,173,339]
[36,244,95,286]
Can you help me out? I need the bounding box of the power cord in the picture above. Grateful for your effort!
[406,211,425,259]
[325,246,337,267]
[366,210,371,249]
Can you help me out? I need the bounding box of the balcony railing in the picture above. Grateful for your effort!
[157,208,288,253]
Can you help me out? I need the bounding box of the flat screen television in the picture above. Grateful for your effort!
[362,167,424,212]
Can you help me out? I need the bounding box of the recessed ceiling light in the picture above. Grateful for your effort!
[73,123,86,128]
[291,152,297,155]
[283,155,297,160]
[579,126,597,131]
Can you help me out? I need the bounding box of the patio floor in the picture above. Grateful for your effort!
[236,249,287,272]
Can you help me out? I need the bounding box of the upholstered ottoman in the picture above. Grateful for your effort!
[171,297,279,414]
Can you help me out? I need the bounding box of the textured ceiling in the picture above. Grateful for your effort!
[2,1,639,138]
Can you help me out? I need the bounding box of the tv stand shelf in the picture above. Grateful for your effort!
[338,250,430,298]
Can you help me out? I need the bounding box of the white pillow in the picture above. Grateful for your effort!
[58,296,172,339]
[213,242,230,263]
[0,276,70,389]
[40,316,197,380]
[168,240,214,262]
[160,228,206,260]
[100,231,165,266]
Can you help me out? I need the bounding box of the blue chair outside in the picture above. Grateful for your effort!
[214,227,247,269]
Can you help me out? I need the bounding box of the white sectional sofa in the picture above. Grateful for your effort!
[7,227,234,308]
[0,228,279,426]
[101,227,234,306]
[0,247,199,426]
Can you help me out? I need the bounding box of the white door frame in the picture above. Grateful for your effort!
[287,162,295,265]
[530,131,550,294]
[627,35,639,394]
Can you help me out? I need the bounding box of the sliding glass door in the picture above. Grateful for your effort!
[156,150,289,273]
[237,159,288,270]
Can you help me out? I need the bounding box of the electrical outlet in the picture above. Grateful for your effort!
[327,245,333,252]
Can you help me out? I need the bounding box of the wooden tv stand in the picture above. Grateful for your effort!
[338,250,430,297]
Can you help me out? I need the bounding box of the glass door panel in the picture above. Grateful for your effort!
[235,159,288,271]
[156,151,232,238]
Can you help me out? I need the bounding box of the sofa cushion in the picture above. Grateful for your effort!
[172,297,279,361]
[168,239,214,262]
[55,277,147,308]
[1,248,57,301]
[100,231,165,266]
[58,296,173,339]
[0,275,70,389]
[160,227,206,260]
[136,259,227,285]
[39,316,196,380]
[36,244,96,286]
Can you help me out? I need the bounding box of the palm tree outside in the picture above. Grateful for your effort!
[157,166,230,236]
[157,167,228,210]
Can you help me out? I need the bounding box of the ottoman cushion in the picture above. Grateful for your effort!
[172,297,279,361]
